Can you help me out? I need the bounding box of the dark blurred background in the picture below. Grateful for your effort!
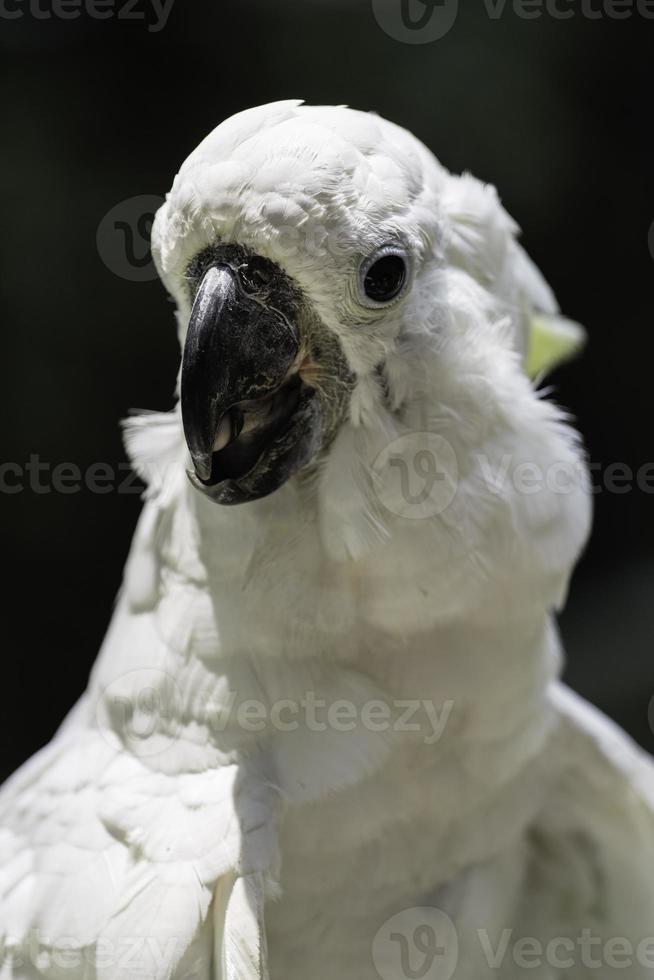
[1,0,652,781]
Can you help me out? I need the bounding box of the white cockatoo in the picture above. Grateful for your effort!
[1,101,653,980]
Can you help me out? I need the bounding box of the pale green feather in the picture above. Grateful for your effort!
[527,314,587,379]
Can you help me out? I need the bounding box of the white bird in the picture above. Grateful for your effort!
[1,100,653,980]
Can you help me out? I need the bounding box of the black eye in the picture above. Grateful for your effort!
[362,251,408,304]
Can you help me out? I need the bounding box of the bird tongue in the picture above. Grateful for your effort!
[208,379,302,482]
[213,407,244,452]
[212,388,289,454]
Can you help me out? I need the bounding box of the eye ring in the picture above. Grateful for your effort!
[358,245,410,308]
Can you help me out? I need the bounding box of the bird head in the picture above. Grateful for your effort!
[152,101,589,596]
[152,101,452,504]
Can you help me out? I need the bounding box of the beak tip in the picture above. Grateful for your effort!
[190,453,213,483]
